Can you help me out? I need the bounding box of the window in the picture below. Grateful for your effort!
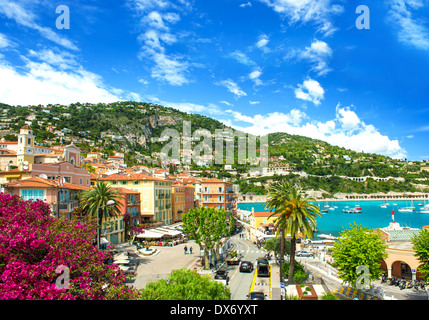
[79,178,83,185]
[21,189,45,202]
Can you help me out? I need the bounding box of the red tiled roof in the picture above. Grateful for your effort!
[4,176,92,191]
[100,173,170,182]
[111,187,140,194]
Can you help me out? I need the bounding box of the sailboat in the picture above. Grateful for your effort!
[420,205,429,213]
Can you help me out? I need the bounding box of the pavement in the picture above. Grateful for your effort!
[115,240,202,290]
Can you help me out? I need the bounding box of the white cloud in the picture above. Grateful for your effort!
[132,0,191,86]
[256,34,270,52]
[224,106,407,159]
[249,101,260,104]
[148,96,224,115]
[220,100,233,106]
[249,68,263,86]
[239,2,252,8]
[294,78,325,105]
[258,0,344,36]
[218,79,247,98]
[151,52,189,85]
[0,0,78,51]
[229,51,256,66]
[387,0,429,50]
[0,51,140,106]
[0,33,12,49]
[298,39,333,75]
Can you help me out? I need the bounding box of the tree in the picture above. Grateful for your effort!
[264,181,321,284]
[263,237,291,262]
[182,207,230,270]
[331,223,388,288]
[80,182,124,248]
[139,268,230,300]
[0,193,139,300]
[411,228,429,282]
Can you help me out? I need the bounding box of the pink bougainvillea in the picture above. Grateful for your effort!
[0,193,139,300]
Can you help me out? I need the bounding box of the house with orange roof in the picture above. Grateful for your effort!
[0,126,91,188]
[3,176,91,220]
[100,173,173,225]
[201,178,236,213]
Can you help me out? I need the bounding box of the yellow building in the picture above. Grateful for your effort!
[16,125,35,168]
[248,211,280,242]
[100,173,173,225]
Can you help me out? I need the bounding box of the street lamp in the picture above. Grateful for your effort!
[98,200,116,249]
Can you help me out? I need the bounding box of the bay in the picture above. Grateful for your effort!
[237,200,429,238]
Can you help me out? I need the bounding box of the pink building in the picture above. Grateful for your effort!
[3,176,91,220]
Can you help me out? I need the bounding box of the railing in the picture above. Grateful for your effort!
[58,200,79,214]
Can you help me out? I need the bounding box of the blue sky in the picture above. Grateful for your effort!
[0,0,428,160]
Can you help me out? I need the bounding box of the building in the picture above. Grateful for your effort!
[201,178,235,213]
[248,211,280,242]
[376,221,426,281]
[185,185,195,213]
[3,176,91,220]
[111,187,142,226]
[102,187,142,244]
[172,184,186,223]
[100,173,173,225]
[0,125,90,188]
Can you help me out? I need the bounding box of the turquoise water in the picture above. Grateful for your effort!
[238,200,429,238]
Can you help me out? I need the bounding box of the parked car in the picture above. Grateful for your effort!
[239,261,253,273]
[296,250,314,257]
[214,270,229,285]
[247,291,266,300]
[257,264,270,277]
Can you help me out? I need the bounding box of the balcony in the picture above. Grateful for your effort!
[58,200,79,214]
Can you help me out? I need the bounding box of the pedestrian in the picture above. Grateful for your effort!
[184,245,188,254]
[190,246,193,254]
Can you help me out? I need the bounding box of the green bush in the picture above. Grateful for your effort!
[281,260,309,283]
[321,292,339,300]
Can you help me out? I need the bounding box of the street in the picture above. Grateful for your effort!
[222,230,270,300]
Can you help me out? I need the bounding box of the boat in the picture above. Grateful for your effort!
[420,205,429,213]
[380,204,387,208]
[321,209,329,213]
[318,233,338,240]
[343,208,362,213]
[398,207,415,212]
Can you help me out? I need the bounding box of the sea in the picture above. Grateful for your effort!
[237,200,429,238]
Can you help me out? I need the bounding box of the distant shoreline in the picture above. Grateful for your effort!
[238,195,429,203]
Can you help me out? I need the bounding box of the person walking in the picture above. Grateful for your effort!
[184,245,188,255]
[190,246,193,254]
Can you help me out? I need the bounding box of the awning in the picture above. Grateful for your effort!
[155,227,183,236]
[4,174,22,178]
[136,230,165,239]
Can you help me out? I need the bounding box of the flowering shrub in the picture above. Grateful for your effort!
[0,193,140,300]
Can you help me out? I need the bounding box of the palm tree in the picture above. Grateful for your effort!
[80,181,123,248]
[264,181,321,284]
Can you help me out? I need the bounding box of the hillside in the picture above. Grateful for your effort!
[1,101,428,195]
